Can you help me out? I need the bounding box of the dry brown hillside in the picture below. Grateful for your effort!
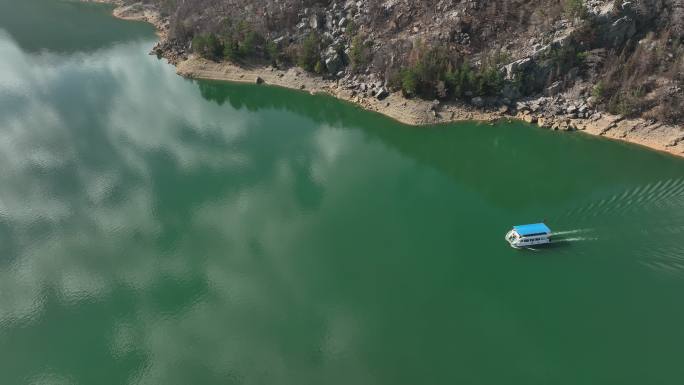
[135,0,682,124]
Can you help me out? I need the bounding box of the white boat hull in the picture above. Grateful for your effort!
[505,229,551,248]
[509,238,550,248]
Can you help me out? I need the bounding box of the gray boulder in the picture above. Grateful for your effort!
[545,81,562,96]
[586,96,598,107]
[376,87,389,100]
[310,14,323,30]
[516,101,530,111]
[324,48,344,75]
[503,57,533,81]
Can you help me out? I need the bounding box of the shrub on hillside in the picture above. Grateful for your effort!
[394,45,452,98]
[193,33,223,61]
[349,35,372,72]
[218,20,270,62]
[564,0,588,21]
[298,33,323,72]
[399,68,419,96]
[238,31,260,58]
[592,81,605,101]
[394,44,507,100]
[265,40,281,65]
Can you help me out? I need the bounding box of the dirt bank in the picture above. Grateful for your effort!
[176,58,501,126]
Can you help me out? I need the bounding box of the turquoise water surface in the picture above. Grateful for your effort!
[1,1,684,384]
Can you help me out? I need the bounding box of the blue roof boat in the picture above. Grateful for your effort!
[506,223,552,248]
[513,223,551,236]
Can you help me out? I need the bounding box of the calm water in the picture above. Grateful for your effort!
[2,1,684,384]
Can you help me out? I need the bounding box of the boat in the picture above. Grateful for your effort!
[505,223,551,248]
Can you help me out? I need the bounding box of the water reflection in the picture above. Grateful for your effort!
[0,29,388,384]
[196,80,684,211]
[0,0,154,53]
[2,9,684,384]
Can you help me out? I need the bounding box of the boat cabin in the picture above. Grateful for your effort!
[505,223,551,248]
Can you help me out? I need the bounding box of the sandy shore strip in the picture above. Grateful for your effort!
[91,0,684,159]
[176,58,501,126]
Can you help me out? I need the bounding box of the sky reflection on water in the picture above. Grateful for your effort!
[2,8,684,384]
[0,29,393,384]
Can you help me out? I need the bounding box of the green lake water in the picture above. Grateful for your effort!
[1,1,684,384]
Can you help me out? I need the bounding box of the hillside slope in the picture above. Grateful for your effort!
[103,0,683,155]
[139,0,683,122]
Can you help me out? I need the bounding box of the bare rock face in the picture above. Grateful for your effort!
[604,16,636,47]
[310,13,323,30]
[517,112,537,124]
[537,117,552,129]
[323,47,344,76]
[545,82,562,96]
[375,87,389,100]
[504,58,532,81]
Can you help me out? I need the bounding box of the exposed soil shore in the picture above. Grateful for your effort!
[176,58,503,125]
[92,0,684,158]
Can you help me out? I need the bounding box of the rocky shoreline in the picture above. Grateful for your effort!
[94,0,684,159]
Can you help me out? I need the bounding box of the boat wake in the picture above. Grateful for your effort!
[519,235,596,251]
[552,236,597,243]
[550,228,597,244]
[561,178,684,221]
[523,178,684,256]
[551,228,592,237]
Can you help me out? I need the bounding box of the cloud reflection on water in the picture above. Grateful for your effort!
[3,11,684,383]
[0,30,379,384]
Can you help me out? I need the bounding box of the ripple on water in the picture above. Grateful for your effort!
[560,178,684,222]
[549,178,684,275]
[638,244,684,276]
